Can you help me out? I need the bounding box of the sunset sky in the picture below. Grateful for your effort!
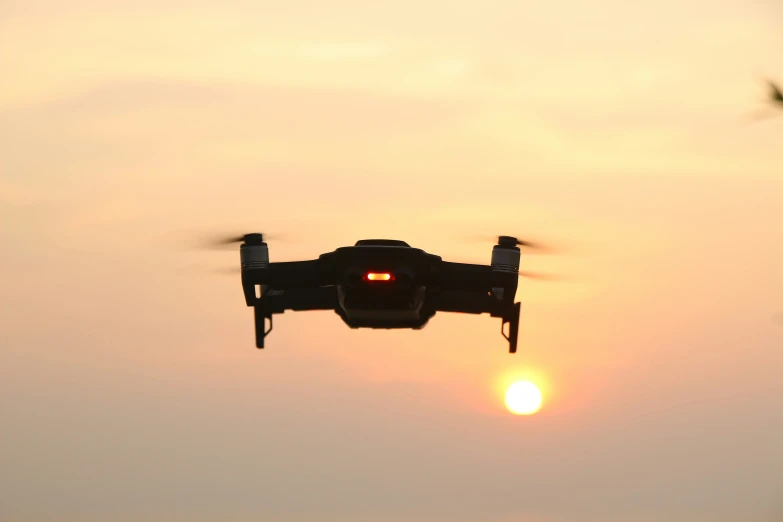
[2,0,783,521]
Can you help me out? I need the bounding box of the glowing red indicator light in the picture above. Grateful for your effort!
[366,272,393,281]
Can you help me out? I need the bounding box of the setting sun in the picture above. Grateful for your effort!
[505,380,543,415]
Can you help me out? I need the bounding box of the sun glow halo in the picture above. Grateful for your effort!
[505,380,543,415]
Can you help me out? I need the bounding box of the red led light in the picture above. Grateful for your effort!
[365,272,393,281]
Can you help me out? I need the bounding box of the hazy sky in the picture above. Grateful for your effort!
[2,1,783,521]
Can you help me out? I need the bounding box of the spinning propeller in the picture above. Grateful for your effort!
[464,234,559,254]
[496,235,554,252]
[457,233,566,281]
[198,232,280,249]
[499,235,561,281]
[516,270,562,281]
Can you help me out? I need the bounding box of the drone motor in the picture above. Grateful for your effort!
[491,236,521,273]
[240,233,269,271]
[489,237,521,300]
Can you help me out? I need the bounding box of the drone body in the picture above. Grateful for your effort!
[236,235,528,353]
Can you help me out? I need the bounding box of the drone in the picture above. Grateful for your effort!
[216,234,553,353]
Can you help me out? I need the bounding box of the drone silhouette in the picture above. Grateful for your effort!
[202,233,560,353]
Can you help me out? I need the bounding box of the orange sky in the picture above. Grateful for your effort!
[2,1,783,521]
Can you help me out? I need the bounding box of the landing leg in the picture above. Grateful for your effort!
[501,302,521,354]
[254,306,273,349]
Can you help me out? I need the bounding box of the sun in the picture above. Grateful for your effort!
[505,380,543,415]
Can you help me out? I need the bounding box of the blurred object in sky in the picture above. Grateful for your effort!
[743,78,783,124]
[767,79,783,105]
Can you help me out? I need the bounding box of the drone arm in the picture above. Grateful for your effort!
[240,259,336,305]
[436,261,518,294]
[241,260,328,288]
[250,286,338,349]
[434,289,499,315]
[259,287,338,313]
[433,288,522,354]
[436,261,493,290]
[502,302,521,354]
